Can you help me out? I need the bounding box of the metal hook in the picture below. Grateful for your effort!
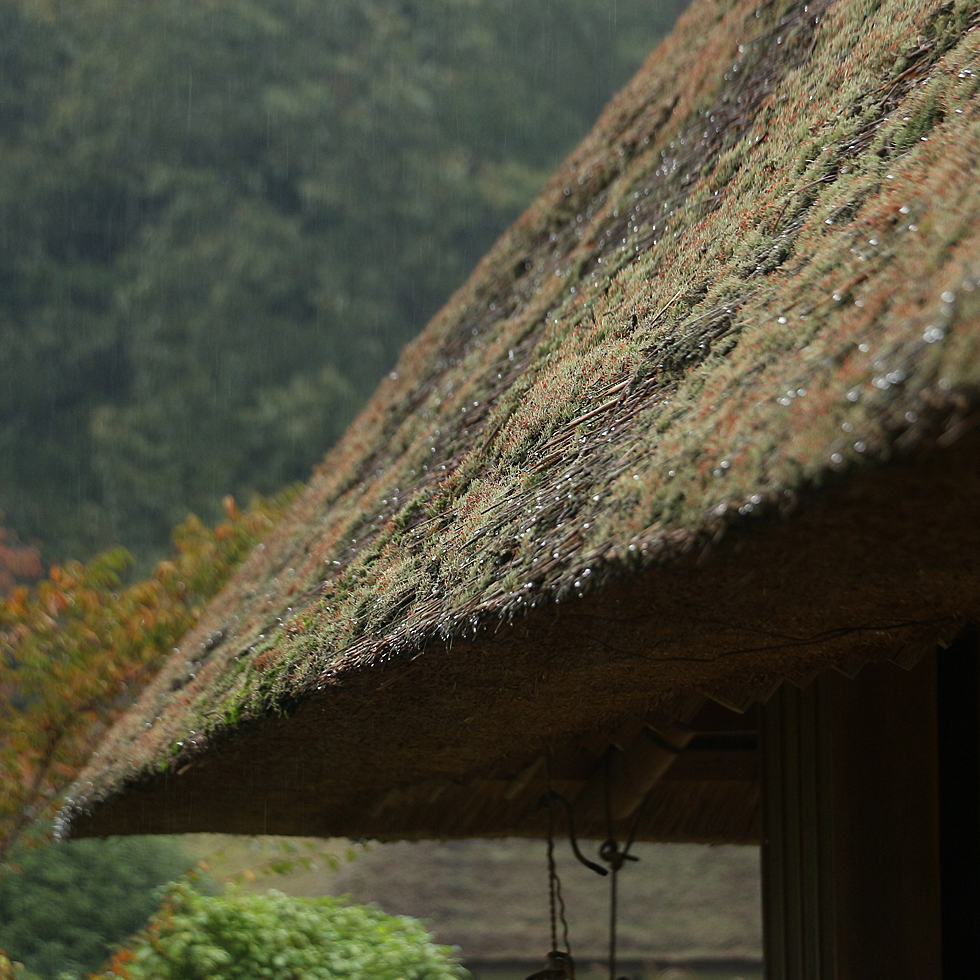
[538,790,608,876]
[598,838,640,872]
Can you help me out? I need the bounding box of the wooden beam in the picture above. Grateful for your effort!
[572,720,695,824]
[663,747,758,782]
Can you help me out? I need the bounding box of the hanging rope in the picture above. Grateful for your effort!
[598,839,639,980]
[598,749,648,980]
[608,850,619,980]
[603,751,620,980]
[548,805,559,954]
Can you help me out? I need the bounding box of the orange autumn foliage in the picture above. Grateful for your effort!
[0,493,292,862]
[0,523,41,599]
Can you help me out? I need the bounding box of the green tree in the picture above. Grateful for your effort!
[0,837,197,980]
[99,884,467,980]
[0,0,687,564]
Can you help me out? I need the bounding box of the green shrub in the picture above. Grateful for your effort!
[0,837,196,980]
[101,883,467,980]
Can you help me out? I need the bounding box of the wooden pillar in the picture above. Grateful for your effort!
[936,628,980,975]
[760,674,837,980]
[761,654,944,979]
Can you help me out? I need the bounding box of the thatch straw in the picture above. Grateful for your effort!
[65,0,980,842]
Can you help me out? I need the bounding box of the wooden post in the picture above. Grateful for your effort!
[761,654,944,979]
[936,628,980,975]
[760,674,837,980]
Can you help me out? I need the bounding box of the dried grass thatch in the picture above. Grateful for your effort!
[65,0,980,843]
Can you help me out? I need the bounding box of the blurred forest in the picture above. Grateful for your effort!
[0,5,694,975]
[0,0,687,567]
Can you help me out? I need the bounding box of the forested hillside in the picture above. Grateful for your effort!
[0,0,685,564]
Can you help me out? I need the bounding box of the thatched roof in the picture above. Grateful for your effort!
[65,0,980,844]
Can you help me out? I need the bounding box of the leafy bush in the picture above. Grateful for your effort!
[100,884,467,980]
[0,951,41,980]
[0,837,197,980]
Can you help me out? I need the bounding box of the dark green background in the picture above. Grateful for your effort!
[0,0,686,567]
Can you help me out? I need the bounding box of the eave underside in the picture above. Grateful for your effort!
[68,433,980,844]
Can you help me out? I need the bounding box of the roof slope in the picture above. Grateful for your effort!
[65,0,980,841]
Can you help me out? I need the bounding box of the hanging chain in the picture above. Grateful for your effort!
[546,803,571,955]
[557,870,570,954]
[545,756,571,957]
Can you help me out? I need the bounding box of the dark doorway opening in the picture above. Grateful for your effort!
[936,627,980,978]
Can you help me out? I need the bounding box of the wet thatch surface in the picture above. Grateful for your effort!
[66,0,980,841]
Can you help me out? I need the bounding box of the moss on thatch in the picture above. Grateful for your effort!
[64,0,980,838]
